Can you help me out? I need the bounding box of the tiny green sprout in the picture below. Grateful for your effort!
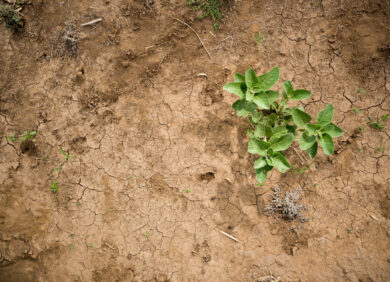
[7,133,17,142]
[369,114,389,130]
[255,32,264,45]
[21,131,36,141]
[187,0,222,30]
[298,165,310,175]
[346,228,353,234]
[357,88,366,95]
[359,126,365,133]
[108,209,113,212]
[76,201,82,207]
[51,181,58,193]
[70,244,75,251]
[352,107,361,114]
[53,166,62,172]
[87,243,93,248]
[291,166,296,174]
[145,231,150,237]
[59,146,74,162]
[185,189,191,193]
[223,67,343,185]
[377,147,385,152]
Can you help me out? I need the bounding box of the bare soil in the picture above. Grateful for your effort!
[1,0,390,281]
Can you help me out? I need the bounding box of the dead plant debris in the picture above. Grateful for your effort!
[264,187,308,222]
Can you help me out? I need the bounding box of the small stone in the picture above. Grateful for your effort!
[121,61,129,68]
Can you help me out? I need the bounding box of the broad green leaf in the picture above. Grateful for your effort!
[286,124,297,135]
[265,90,280,103]
[251,111,263,123]
[299,131,316,150]
[234,73,245,82]
[272,125,288,137]
[270,134,294,151]
[282,80,294,97]
[254,125,272,138]
[305,141,318,159]
[245,68,259,89]
[247,129,254,138]
[268,136,279,144]
[256,165,273,184]
[245,90,255,101]
[254,158,267,169]
[264,113,277,126]
[271,152,291,172]
[292,108,312,127]
[252,91,270,109]
[223,82,245,98]
[317,104,334,125]
[321,123,343,137]
[257,67,279,90]
[318,133,334,155]
[306,123,321,135]
[232,99,257,117]
[291,89,311,100]
[248,138,270,155]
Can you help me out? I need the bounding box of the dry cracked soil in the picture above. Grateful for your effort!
[1,0,390,281]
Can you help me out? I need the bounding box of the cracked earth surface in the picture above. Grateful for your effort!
[1,0,390,281]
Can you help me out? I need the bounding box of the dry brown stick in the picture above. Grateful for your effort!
[169,16,212,59]
[158,46,172,69]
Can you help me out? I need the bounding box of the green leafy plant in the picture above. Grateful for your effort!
[255,32,263,45]
[357,88,366,95]
[187,0,222,30]
[223,67,343,184]
[51,181,59,193]
[7,133,17,142]
[0,4,24,32]
[20,131,36,141]
[59,146,74,162]
[369,114,389,130]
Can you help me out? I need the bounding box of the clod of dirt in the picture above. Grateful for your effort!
[20,140,37,156]
[199,171,215,182]
[264,187,307,222]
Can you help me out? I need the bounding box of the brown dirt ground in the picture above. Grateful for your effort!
[1,0,390,281]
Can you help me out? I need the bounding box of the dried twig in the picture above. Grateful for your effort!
[81,18,102,27]
[169,16,212,59]
[217,229,239,242]
[158,46,172,69]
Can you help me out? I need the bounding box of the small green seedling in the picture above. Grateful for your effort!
[223,67,343,184]
[377,147,385,152]
[185,189,191,193]
[359,126,365,133]
[7,133,17,142]
[145,231,150,237]
[357,88,366,95]
[51,181,58,193]
[352,107,361,114]
[59,146,74,162]
[255,32,263,45]
[369,114,389,130]
[187,0,222,30]
[87,243,93,248]
[21,131,36,141]
[70,244,75,251]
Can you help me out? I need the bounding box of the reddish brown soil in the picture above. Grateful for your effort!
[1,0,390,281]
